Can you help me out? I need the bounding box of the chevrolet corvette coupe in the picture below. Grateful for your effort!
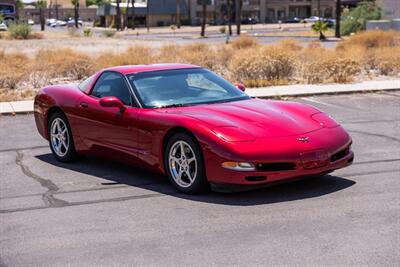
[34,64,354,194]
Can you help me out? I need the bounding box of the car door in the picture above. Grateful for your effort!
[75,71,140,157]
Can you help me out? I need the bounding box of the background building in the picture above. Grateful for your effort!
[188,0,362,24]
[0,0,18,21]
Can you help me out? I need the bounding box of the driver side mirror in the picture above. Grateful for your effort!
[99,96,126,113]
[234,83,246,92]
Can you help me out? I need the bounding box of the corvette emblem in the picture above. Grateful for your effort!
[297,137,309,143]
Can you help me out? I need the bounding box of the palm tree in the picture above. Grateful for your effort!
[200,0,207,37]
[227,0,232,35]
[37,0,46,31]
[312,20,328,40]
[71,0,79,28]
[335,0,341,38]
[116,0,122,30]
[176,0,181,29]
[235,0,243,35]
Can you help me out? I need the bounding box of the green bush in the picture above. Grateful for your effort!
[341,1,381,35]
[102,29,116,38]
[83,28,92,37]
[8,23,32,39]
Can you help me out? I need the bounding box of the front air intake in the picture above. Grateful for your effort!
[256,162,296,172]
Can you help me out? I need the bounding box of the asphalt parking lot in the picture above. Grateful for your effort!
[0,92,399,266]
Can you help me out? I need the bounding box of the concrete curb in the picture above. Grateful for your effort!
[1,79,399,115]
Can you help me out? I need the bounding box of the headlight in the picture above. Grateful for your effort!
[311,113,339,128]
[222,162,255,171]
[212,126,255,142]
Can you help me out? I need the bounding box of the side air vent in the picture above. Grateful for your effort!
[331,146,350,162]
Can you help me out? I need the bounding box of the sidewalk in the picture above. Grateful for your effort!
[1,79,399,115]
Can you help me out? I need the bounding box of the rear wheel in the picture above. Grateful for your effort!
[164,133,208,194]
[48,112,79,162]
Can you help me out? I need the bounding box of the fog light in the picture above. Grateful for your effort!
[222,162,255,171]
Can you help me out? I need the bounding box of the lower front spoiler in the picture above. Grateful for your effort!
[210,151,354,193]
[210,171,334,193]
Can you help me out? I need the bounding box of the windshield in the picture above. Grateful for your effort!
[127,68,250,108]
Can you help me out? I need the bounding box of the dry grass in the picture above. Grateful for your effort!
[230,35,259,50]
[0,30,399,101]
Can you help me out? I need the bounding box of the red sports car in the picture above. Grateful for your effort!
[34,64,354,194]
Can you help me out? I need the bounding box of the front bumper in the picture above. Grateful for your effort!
[203,126,353,185]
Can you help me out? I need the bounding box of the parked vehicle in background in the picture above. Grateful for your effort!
[304,16,320,23]
[324,18,336,28]
[241,17,258,25]
[0,21,7,31]
[67,17,82,27]
[27,19,34,25]
[46,18,56,26]
[285,17,301,23]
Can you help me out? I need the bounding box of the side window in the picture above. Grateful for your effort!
[78,75,94,92]
[91,72,132,105]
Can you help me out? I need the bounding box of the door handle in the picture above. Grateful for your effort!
[80,102,88,108]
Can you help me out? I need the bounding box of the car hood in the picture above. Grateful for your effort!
[161,98,323,138]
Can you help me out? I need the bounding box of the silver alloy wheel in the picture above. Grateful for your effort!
[168,140,197,188]
[50,117,69,157]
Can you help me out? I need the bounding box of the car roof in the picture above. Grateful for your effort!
[104,64,201,75]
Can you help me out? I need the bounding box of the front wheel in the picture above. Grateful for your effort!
[164,133,208,194]
[48,112,79,162]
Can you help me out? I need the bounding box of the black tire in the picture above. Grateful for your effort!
[164,132,209,194]
[48,111,79,162]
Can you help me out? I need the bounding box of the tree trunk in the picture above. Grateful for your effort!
[116,0,121,30]
[200,1,206,37]
[176,0,181,29]
[146,0,150,32]
[40,8,45,31]
[227,0,232,35]
[335,0,341,38]
[74,2,79,28]
[125,0,130,29]
[55,0,59,20]
[236,0,242,35]
[131,0,135,29]
[213,0,217,24]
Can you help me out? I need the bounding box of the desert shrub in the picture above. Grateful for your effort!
[367,47,400,76]
[341,2,381,35]
[230,35,258,50]
[337,30,400,49]
[278,39,303,52]
[304,56,361,83]
[68,27,80,37]
[0,52,31,89]
[178,43,217,70]
[95,46,155,69]
[8,23,31,39]
[102,29,116,38]
[219,26,226,34]
[83,28,93,37]
[35,49,93,80]
[228,45,298,86]
[158,44,181,63]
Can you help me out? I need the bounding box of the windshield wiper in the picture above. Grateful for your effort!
[155,103,187,108]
